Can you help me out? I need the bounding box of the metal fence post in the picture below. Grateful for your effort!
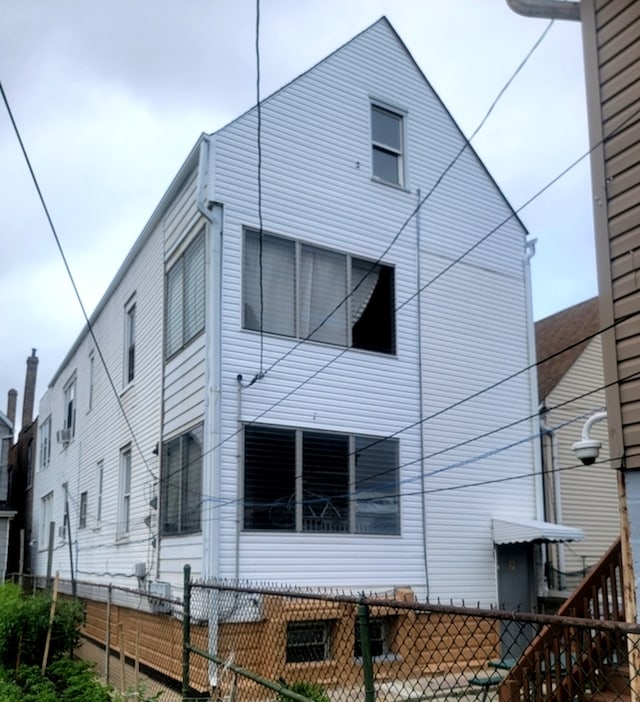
[182,564,191,702]
[357,598,375,702]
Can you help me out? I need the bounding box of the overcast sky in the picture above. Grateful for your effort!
[0,1,594,430]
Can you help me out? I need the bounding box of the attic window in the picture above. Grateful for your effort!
[371,105,403,186]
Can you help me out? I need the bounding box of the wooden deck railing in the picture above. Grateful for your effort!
[498,538,625,702]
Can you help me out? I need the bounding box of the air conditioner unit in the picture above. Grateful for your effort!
[58,525,66,539]
[147,581,172,614]
[56,429,72,444]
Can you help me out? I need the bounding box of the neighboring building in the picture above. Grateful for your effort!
[6,349,39,577]
[0,396,16,582]
[32,17,579,608]
[536,298,619,592]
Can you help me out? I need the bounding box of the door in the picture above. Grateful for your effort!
[496,543,535,660]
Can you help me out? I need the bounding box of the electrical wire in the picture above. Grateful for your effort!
[0,80,157,482]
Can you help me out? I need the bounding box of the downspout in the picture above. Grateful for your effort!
[506,0,580,21]
[415,189,430,599]
[540,417,566,579]
[524,239,546,599]
[197,134,223,689]
[524,239,545,522]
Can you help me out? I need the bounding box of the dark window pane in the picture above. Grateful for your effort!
[372,107,401,151]
[302,432,349,532]
[286,621,330,662]
[355,437,399,535]
[351,260,395,354]
[244,425,296,530]
[372,148,400,184]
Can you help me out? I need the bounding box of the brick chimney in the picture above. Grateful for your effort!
[6,389,17,426]
[21,349,38,429]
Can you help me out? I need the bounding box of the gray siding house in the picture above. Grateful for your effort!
[32,17,577,608]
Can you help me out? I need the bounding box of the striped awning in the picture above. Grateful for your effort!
[492,517,584,545]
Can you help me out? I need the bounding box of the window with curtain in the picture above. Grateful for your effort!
[165,229,206,358]
[160,424,203,536]
[243,230,394,353]
[243,424,399,534]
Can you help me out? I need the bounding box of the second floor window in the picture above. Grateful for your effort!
[39,417,51,470]
[125,302,136,383]
[79,491,88,529]
[165,229,206,358]
[118,447,132,539]
[63,380,76,438]
[243,230,395,354]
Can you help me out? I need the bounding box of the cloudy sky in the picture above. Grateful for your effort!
[0,1,594,429]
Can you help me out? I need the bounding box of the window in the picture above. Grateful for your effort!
[243,425,399,534]
[243,230,395,354]
[39,417,51,470]
[166,230,206,358]
[371,104,404,186]
[354,617,393,659]
[79,491,88,529]
[63,379,76,438]
[286,621,332,663]
[39,492,53,548]
[88,352,95,410]
[125,302,136,383]
[160,424,203,536]
[96,461,104,523]
[118,447,132,539]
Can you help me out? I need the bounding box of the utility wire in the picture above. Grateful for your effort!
[258,19,555,380]
[0,80,157,482]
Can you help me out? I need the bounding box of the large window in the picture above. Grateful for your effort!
[243,425,399,534]
[39,417,51,470]
[160,424,203,536]
[371,104,404,186]
[166,230,206,358]
[117,447,132,539]
[243,231,394,354]
[125,301,136,384]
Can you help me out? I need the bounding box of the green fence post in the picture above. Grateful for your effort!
[183,564,191,702]
[358,598,375,702]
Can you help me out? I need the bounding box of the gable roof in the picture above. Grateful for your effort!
[535,297,600,402]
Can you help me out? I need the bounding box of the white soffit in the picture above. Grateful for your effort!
[492,517,584,545]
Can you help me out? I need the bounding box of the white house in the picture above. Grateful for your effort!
[536,297,619,593]
[32,17,579,608]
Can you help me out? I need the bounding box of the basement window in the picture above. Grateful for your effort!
[286,621,332,663]
[354,617,394,659]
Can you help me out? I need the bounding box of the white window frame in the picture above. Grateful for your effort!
[165,229,206,359]
[79,491,88,529]
[125,298,136,385]
[371,103,405,187]
[243,230,395,354]
[117,446,132,540]
[39,491,53,550]
[243,424,400,535]
[88,351,95,411]
[96,460,104,524]
[39,416,51,470]
[63,378,76,438]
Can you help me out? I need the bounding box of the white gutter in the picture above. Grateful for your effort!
[524,239,545,521]
[506,0,580,21]
[197,134,223,689]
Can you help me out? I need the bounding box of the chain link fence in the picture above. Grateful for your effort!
[11,570,640,701]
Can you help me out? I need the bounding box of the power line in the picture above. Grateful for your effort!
[0,80,157,482]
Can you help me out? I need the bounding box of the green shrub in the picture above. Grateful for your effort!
[0,583,83,669]
[277,680,331,702]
